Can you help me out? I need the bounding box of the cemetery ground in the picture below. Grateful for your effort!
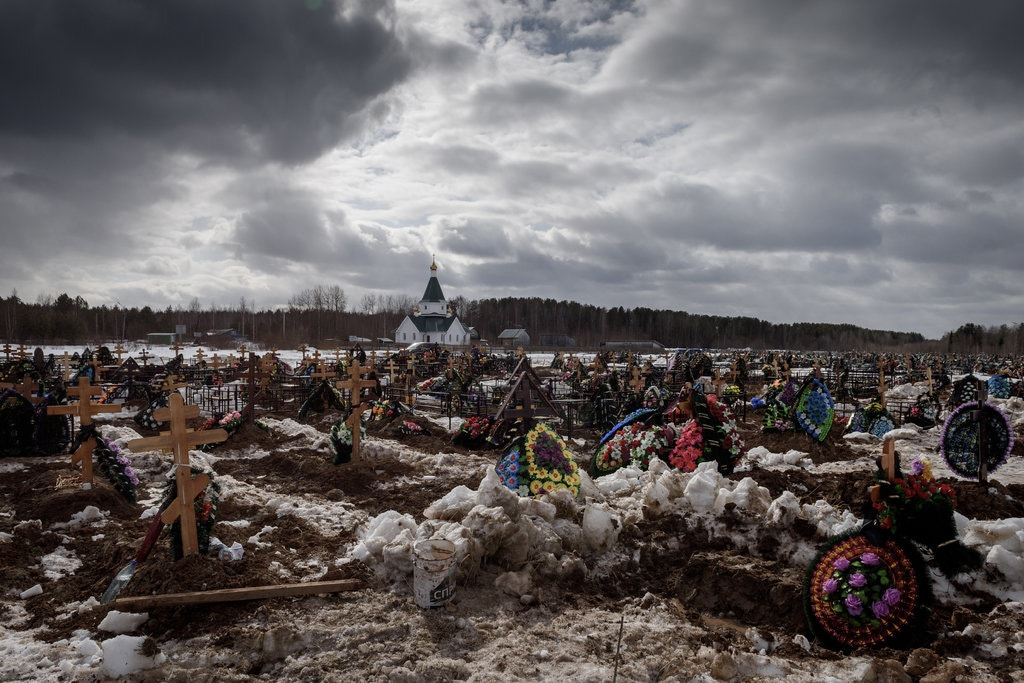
[3,377,1024,680]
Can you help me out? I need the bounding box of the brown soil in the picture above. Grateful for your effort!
[2,401,1023,678]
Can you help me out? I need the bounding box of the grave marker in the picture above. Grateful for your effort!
[334,360,379,463]
[870,440,897,504]
[47,377,121,487]
[127,394,227,556]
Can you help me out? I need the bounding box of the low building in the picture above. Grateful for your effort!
[497,328,530,347]
[146,332,177,345]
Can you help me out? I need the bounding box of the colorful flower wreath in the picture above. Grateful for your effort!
[593,422,675,474]
[795,378,835,442]
[495,421,580,497]
[804,531,928,649]
[452,415,494,448]
[947,374,981,409]
[93,436,139,503]
[872,458,957,533]
[667,419,704,472]
[987,372,1013,399]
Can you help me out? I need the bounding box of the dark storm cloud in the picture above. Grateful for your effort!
[0,0,413,166]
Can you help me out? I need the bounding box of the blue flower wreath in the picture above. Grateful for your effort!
[795,379,835,442]
[940,401,1014,479]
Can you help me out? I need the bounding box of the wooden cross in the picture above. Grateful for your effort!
[88,354,105,384]
[14,374,40,399]
[169,342,184,357]
[310,349,323,367]
[127,394,227,556]
[160,375,188,393]
[311,361,335,382]
[297,344,307,362]
[237,344,248,358]
[16,344,28,360]
[194,348,207,366]
[877,367,888,407]
[113,343,126,365]
[210,353,224,372]
[712,369,725,396]
[629,364,644,392]
[870,440,898,504]
[334,360,379,463]
[972,380,990,483]
[405,358,416,405]
[385,357,399,386]
[47,377,122,486]
[139,349,150,366]
[1,342,11,361]
[925,367,934,393]
[333,348,343,365]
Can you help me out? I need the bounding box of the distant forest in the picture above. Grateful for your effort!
[1,290,1022,355]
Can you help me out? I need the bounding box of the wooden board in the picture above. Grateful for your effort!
[110,578,363,610]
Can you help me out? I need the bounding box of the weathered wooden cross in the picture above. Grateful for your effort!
[15,374,40,399]
[194,348,207,366]
[628,364,644,393]
[712,369,725,396]
[877,367,888,407]
[1,342,12,361]
[972,379,990,483]
[60,352,73,381]
[47,377,122,487]
[127,394,228,556]
[113,343,126,365]
[870,440,897,504]
[334,360,378,463]
[310,360,335,382]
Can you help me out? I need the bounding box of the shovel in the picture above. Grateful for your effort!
[100,514,165,604]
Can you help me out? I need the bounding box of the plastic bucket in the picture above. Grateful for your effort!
[413,539,456,608]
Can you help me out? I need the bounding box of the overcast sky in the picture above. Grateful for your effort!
[2,0,1022,340]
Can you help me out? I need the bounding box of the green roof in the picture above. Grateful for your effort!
[421,275,445,303]
[410,316,457,333]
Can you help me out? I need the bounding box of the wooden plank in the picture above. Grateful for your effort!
[110,579,363,610]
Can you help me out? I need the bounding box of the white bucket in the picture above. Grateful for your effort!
[413,539,456,608]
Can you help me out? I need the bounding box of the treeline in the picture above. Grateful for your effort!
[2,290,1022,354]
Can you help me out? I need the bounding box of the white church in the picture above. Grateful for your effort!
[393,257,472,347]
